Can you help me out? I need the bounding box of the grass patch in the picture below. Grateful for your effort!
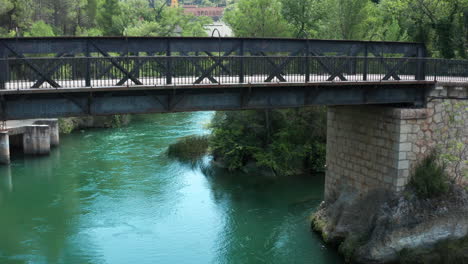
[409,152,449,199]
[168,135,209,162]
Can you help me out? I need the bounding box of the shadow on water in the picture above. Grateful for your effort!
[180,157,345,264]
[0,152,93,264]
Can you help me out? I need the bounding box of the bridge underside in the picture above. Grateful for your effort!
[0,82,431,120]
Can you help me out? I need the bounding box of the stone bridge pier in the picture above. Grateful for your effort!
[324,86,468,201]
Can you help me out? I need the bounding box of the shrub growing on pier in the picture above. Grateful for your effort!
[409,152,449,198]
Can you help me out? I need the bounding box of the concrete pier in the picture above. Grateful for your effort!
[0,132,10,165]
[23,125,51,155]
[34,120,59,147]
[0,119,61,165]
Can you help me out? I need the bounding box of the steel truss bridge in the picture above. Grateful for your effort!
[0,37,467,120]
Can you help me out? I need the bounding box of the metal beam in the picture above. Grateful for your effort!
[0,83,433,120]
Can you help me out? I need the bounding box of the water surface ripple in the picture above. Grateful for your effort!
[0,112,343,264]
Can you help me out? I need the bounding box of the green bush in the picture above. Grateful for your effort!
[409,152,449,199]
[209,107,327,175]
[167,135,210,162]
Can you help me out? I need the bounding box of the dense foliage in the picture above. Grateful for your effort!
[167,135,209,161]
[210,107,327,176]
[225,0,468,58]
[1,0,466,58]
[0,0,211,37]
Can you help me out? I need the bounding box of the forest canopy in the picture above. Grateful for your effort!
[0,0,212,38]
[0,0,466,57]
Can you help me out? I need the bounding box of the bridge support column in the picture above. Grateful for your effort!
[23,125,51,155]
[0,132,10,165]
[324,89,468,202]
[34,119,60,147]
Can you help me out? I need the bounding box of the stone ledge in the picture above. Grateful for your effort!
[392,109,428,120]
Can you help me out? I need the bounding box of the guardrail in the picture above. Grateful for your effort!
[0,56,467,90]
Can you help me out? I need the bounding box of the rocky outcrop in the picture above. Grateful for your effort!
[312,186,468,263]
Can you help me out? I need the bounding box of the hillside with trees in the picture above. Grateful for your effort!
[0,0,212,37]
[224,0,467,59]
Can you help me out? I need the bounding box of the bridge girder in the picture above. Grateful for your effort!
[0,83,432,120]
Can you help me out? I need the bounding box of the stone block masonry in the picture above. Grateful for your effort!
[325,86,468,201]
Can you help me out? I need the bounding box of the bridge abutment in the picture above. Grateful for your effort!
[23,125,51,155]
[325,87,468,201]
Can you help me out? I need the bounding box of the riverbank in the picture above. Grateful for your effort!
[58,115,131,134]
[312,184,468,263]
[168,107,327,177]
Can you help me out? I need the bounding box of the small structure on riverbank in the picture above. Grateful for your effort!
[0,119,59,164]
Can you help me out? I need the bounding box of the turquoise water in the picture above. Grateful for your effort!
[0,112,343,264]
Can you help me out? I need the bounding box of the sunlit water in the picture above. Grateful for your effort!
[0,112,343,264]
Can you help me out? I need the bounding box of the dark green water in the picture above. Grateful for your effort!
[0,112,343,264]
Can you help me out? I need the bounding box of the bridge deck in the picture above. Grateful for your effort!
[0,56,466,120]
[1,75,466,93]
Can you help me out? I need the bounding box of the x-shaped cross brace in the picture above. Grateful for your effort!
[189,44,240,84]
[309,51,347,81]
[90,42,143,85]
[0,42,61,88]
[369,48,415,81]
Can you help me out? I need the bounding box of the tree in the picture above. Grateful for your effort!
[224,0,291,37]
[98,0,124,36]
[281,0,327,38]
[0,0,33,34]
[402,0,468,58]
[85,0,99,27]
[0,0,13,16]
[333,0,372,40]
[24,20,55,37]
[122,2,211,37]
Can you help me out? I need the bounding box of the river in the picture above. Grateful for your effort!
[0,112,343,264]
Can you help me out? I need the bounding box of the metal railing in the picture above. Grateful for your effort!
[0,56,467,90]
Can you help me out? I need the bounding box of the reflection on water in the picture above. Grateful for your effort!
[0,112,343,264]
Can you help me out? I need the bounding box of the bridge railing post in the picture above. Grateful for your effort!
[166,40,172,85]
[239,42,244,83]
[363,44,368,81]
[85,41,91,87]
[415,48,426,81]
[0,48,6,90]
[305,40,310,82]
[0,59,5,90]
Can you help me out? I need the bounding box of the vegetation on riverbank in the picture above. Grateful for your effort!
[210,107,327,176]
[58,115,131,134]
[167,135,209,162]
[167,107,327,176]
